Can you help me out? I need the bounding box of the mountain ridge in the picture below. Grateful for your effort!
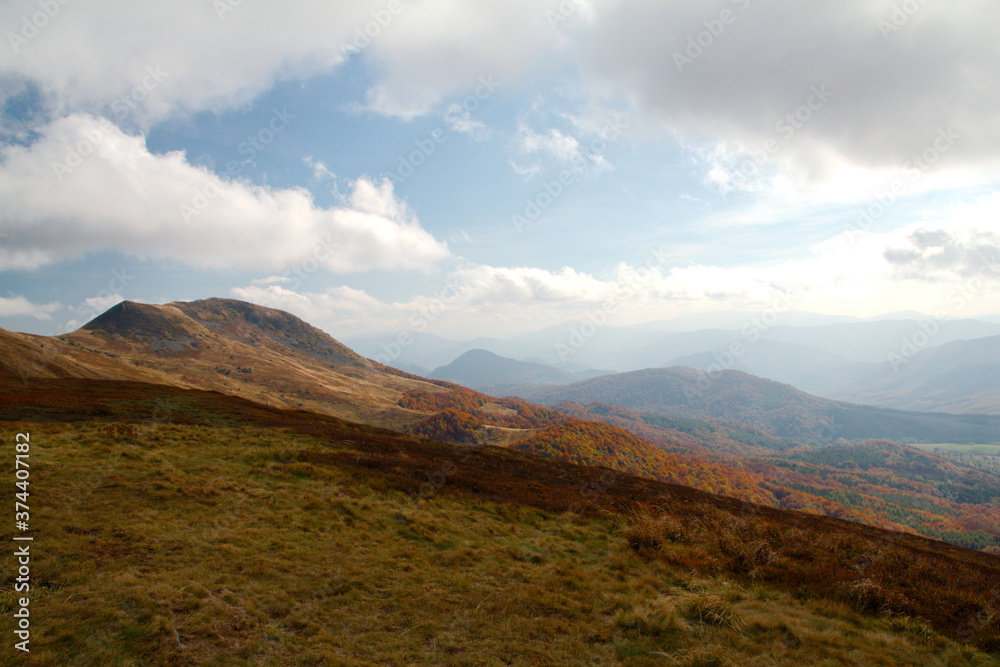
[430,348,574,388]
[517,366,1000,443]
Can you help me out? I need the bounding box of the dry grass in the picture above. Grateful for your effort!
[0,419,996,665]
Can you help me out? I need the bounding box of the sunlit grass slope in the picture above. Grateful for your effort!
[1,379,999,664]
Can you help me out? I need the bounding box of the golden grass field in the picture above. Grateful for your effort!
[2,377,999,665]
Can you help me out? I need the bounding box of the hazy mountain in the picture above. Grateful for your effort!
[347,316,1000,375]
[757,319,1000,363]
[518,367,1000,444]
[642,309,862,330]
[343,330,468,371]
[822,335,1000,415]
[430,348,574,388]
[664,339,858,389]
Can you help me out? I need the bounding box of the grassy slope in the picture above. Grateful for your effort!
[2,378,1000,664]
[12,304,998,556]
[1,420,994,666]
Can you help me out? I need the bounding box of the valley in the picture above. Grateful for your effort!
[3,298,1000,663]
[2,379,1000,663]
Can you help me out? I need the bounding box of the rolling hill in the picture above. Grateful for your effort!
[13,298,460,429]
[518,367,1000,444]
[664,338,865,393]
[3,376,1000,662]
[348,316,1000,375]
[430,348,574,389]
[820,335,1000,415]
[7,298,1000,557]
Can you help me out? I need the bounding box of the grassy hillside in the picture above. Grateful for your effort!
[550,401,1000,551]
[1,299,493,432]
[3,377,1000,664]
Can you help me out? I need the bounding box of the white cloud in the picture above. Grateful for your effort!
[508,159,541,179]
[5,0,1000,337]
[82,293,123,312]
[0,295,59,320]
[358,1,544,119]
[6,0,996,202]
[442,103,491,141]
[0,0,541,126]
[0,114,450,272]
[517,126,583,163]
[251,276,294,286]
[0,1,392,127]
[447,230,473,245]
[230,283,400,335]
[304,157,336,183]
[511,123,612,177]
[879,195,1000,282]
[575,1,1000,199]
[451,264,612,304]
[228,194,1000,336]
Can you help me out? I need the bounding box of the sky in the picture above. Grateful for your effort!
[1,0,999,340]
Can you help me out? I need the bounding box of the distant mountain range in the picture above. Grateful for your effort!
[347,315,1000,370]
[821,335,1000,414]
[348,316,1000,415]
[517,367,1000,443]
[428,348,611,394]
[6,297,1000,560]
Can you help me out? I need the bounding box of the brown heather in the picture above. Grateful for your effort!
[0,378,999,664]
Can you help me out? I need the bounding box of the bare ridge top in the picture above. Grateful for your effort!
[81,297,369,368]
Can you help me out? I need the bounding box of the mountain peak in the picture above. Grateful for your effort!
[431,348,573,388]
[174,298,369,368]
[79,298,369,369]
[81,300,194,339]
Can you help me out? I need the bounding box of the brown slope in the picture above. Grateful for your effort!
[59,299,438,428]
[170,297,369,368]
[5,375,1000,652]
[550,400,791,456]
[0,326,141,382]
[5,299,578,438]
